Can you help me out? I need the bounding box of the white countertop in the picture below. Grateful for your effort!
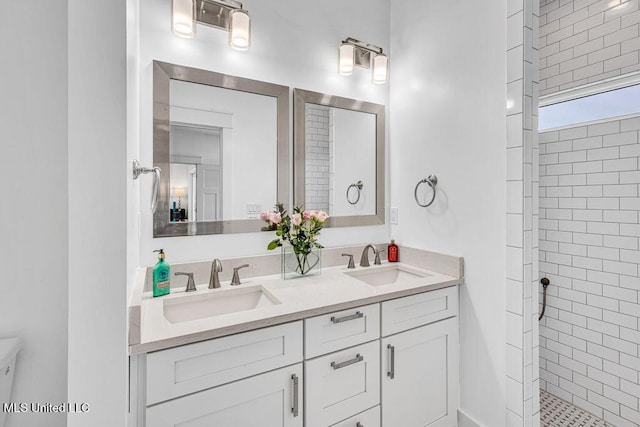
[130,261,462,355]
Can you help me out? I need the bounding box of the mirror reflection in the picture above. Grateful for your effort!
[153,61,289,237]
[304,104,376,216]
[168,80,277,223]
[294,89,385,228]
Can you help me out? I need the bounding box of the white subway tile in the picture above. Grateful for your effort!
[603,131,639,147]
[574,185,604,197]
[588,294,621,311]
[589,121,622,137]
[620,171,640,183]
[603,335,638,357]
[620,116,640,132]
[604,309,638,330]
[603,259,638,275]
[603,284,638,302]
[588,270,620,286]
[588,198,620,210]
[574,209,604,221]
[574,160,605,173]
[574,372,605,394]
[603,184,638,196]
[588,245,621,260]
[604,235,639,250]
[559,174,588,185]
[587,390,621,415]
[588,147,621,161]
[603,210,638,223]
[604,51,640,73]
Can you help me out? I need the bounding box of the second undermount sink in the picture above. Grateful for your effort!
[163,286,280,324]
[345,264,431,286]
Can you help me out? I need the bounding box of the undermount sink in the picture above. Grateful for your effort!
[345,265,431,286]
[163,286,280,324]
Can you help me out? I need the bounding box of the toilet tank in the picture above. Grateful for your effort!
[0,338,22,427]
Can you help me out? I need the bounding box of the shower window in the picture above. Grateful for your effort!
[539,83,640,131]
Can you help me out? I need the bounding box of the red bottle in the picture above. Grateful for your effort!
[388,240,399,262]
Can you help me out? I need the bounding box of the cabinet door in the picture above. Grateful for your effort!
[305,341,380,427]
[381,318,458,427]
[146,364,303,427]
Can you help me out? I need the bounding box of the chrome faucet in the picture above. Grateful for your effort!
[209,259,223,289]
[231,264,250,286]
[374,248,385,265]
[359,244,377,267]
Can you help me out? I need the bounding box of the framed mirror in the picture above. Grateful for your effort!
[293,89,385,227]
[153,61,289,237]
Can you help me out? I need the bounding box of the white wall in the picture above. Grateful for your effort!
[136,0,391,265]
[0,2,69,426]
[389,1,507,426]
[68,0,128,426]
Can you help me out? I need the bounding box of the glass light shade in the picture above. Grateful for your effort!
[229,10,251,51]
[338,43,355,76]
[372,53,389,84]
[172,0,196,38]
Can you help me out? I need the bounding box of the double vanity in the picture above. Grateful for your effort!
[128,245,463,427]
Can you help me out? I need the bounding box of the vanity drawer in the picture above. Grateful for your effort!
[381,286,458,336]
[305,340,380,427]
[146,321,303,405]
[305,304,379,358]
[331,406,380,427]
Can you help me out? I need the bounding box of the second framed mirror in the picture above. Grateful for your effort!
[293,89,385,227]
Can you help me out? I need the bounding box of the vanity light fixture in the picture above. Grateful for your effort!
[338,37,389,84]
[171,0,251,51]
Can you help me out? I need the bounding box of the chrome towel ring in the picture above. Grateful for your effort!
[346,181,363,205]
[414,175,438,207]
[133,160,161,213]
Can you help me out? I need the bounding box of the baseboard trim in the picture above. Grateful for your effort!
[458,410,483,427]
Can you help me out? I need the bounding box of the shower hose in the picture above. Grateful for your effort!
[538,277,550,321]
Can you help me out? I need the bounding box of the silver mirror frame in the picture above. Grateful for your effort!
[153,61,290,237]
[293,88,385,228]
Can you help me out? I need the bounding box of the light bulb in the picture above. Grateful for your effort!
[229,10,251,51]
[172,0,196,39]
[338,43,355,76]
[372,53,388,84]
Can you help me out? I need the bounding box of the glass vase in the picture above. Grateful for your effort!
[281,246,322,279]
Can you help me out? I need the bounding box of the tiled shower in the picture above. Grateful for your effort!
[537,0,640,426]
[538,117,640,426]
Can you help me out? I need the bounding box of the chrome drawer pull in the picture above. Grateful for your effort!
[291,374,299,417]
[331,311,363,324]
[331,354,364,370]
[387,344,395,379]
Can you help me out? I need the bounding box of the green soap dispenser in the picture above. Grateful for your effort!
[153,249,171,297]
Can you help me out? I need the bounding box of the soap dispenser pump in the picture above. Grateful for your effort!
[153,249,171,297]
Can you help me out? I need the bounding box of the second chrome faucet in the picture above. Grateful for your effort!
[209,259,250,288]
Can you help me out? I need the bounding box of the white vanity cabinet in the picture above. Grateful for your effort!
[380,288,459,427]
[140,322,304,427]
[132,286,459,427]
[146,363,303,427]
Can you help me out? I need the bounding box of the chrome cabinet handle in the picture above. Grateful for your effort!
[331,354,364,370]
[331,311,363,324]
[291,374,299,417]
[387,344,395,379]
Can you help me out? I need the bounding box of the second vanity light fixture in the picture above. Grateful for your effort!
[172,0,251,51]
[338,37,388,84]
